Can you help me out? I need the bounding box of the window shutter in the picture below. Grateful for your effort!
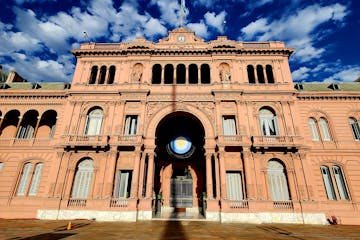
[321,166,336,200]
[17,163,33,196]
[29,163,43,196]
[333,166,349,200]
[226,172,243,200]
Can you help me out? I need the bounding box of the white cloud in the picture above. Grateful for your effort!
[324,66,360,82]
[3,53,74,82]
[248,0,273,9]
[187,22,209,38]
[204,11,226,33]
[0,25,42,54]
[292,67,310,81]
[240,3,349,62]
[151,0,183,27]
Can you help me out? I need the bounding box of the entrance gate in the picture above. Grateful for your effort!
[170,176,193,208]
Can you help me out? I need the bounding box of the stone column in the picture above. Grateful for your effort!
[198,65,201,84]
[63,168,75,199]
[32,116,41,138]
[138,153,146,198]
[104,150,118,198]
[242,150,257,199]
[205,152,213,199]
[218,148,227,199]
[262,65,268,83]
[186,66,189,84]
[14,116,22,138]
[161,65,165,84]
[131,149,142,198]
[146,152,155,198]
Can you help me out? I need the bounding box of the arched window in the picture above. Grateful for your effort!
[37,110,57,138]
[16,110,39,139]
[266,65,274,83]
[259,108,279,136]
[16,162,43,196]
[319,118,331,141]
[0,110,20,138]
[152,64,161,84]
[89,66,98,84]
[164,64,174,84]
[189,64,198,84]
[321,165,350,201]
[349,118,360,140]
[107,65,116,84]
[256,65,265,84]
[176,64,186,84]
[201,64,210,84]
[71,159,94,199]
[247,65,255,84]
[308,118,320,141]
[98,66,107,84]
[267,160,290,201]
[84,108,103,135]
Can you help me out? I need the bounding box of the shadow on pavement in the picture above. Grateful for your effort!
[8,233,76,240]
[161,221,188,240]
[257,226,304,240]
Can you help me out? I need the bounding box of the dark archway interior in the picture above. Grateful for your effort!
[154,112,206,212]
[155,112,205,160]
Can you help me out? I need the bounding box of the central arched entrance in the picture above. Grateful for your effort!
[154,111,206,218]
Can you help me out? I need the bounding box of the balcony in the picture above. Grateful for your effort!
[217,135,251,147]
[252,135,303,149]
[60,135,109,148]
[109,134,143,146]
[0,138,52,147]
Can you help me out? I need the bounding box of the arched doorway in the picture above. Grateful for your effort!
[154,111,205,218]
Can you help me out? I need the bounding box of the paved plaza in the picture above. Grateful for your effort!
[0,219,360,240]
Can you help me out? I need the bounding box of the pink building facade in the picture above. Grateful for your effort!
[0,28,359,224]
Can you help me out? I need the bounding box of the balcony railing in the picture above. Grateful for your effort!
[273,200,294,210]
[0,138,51,147]
[228,200,249,209]
[110,198,128,208]
[68,198,87,207]
[252,135,302,148]
[217,135,250,146]
[60,135,109,147]
[109,134,142,146]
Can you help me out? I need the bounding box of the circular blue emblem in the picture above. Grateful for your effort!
[170,136,192,155]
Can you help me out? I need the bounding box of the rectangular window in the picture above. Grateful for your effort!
[115,170,132,198]
[222,116,237,135]
[124,115,138,135]
[226,171,243,200]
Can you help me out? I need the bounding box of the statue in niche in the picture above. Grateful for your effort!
[219,63,230,82]
[131,63,143,82]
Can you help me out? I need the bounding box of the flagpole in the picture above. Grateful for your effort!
[180,0,184,27]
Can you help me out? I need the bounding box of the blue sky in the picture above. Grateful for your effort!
[0,0,359,83]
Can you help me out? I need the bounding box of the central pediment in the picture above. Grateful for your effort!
[157,27,205,46]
